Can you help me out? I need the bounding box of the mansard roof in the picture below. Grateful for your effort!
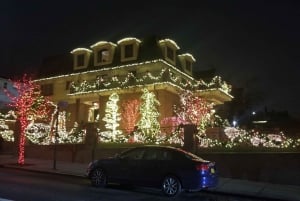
[37,35,194,79]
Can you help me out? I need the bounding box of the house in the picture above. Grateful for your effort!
[34,35,233,140]
[0,77,17,110]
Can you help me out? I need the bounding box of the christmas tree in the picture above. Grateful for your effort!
[102,93,123,142]
[137,88,160,143]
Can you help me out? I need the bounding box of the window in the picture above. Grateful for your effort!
[167,46,174,61]
[125,44,134,58]
[178,53,195,75]
[143,149,173,160]
[71,48,92,70]
[186,60,192,72]
[91,41,116,66]
[117,37,141,62]
[77,54,85,67]
[88,102,99,122]
[66,81,71,90]
[3,82,7,89]
[121,148,145,160]
[41,84,53,96]
[97,49,110,63]
[158,39,180,65]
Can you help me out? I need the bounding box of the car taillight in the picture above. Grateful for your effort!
[196,163,209,171]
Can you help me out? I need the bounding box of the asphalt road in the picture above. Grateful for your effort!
[0,168,284,201]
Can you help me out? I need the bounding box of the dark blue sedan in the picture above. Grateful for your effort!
[86,145,218,197]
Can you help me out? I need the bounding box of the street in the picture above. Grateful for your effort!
[0,168,283,201]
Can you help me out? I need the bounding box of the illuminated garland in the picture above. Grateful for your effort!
[69,67,231,96]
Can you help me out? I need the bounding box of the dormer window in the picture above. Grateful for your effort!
[158,39,180,65]
[77,54,85,66]
[186,60,192,72]
[167,46,175,61]
[91,41,116,67]
[117,37,141,62]
[97,49,109,63]
[125,44,134,58]
[178,53,196,75]
[70,48,92,70]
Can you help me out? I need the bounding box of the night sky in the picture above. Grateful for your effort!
[1,0,299,118]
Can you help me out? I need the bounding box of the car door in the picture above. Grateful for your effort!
[137,148,171,187]
[114,148,145,184]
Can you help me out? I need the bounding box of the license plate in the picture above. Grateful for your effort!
[210,168,215,174]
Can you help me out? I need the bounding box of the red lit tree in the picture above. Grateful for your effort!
[174,90,214,134]
[121,99,140,134]
[5,74,53,165]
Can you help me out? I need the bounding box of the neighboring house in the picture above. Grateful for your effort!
[35,35,233,133]
[0,77,17,110]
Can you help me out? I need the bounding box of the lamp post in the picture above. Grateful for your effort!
[53,101,68,170]
[53,107,59,170]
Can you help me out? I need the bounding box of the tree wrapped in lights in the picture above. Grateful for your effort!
[5,74,53,165]
[121,99,140,134]
[174,90,214,135]
[137,88,160,143]
[102,93,123,142]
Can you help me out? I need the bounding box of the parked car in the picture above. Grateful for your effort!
[86,145,218,197]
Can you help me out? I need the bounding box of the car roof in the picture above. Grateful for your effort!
[138,145,178,149]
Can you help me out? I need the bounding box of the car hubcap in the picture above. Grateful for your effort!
[92,169,105,185]
[163,177,178,195]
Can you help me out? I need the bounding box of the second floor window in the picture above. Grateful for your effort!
[41,84,53,96]
[66,81,71,90]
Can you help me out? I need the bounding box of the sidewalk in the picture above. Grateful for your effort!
[1,154,300,201]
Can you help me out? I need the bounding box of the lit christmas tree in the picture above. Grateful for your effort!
[102,93,123,142]
[137,88,160,143]
[121,99,140,134]
[5,74,53,165]
[174,90,214,135]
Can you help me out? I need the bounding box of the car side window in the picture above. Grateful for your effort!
[143,149,173,160]
[143,149,158,160]
[121,149,144,160]
[162,150,173,160]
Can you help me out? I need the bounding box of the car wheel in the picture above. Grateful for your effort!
[162,175,182,197]
[90,168,107,187]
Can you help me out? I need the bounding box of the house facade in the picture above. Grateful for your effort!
[35,36,233,139]
[0,77,17,109]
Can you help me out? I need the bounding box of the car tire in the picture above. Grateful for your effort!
[161,175,182,197]
[90,168,107,187]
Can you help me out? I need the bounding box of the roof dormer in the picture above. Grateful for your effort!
[158,39,180,66]
[178,53,196,75]
[70,48,92,70]
[90,41,117,67]
[117,37,141,62]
